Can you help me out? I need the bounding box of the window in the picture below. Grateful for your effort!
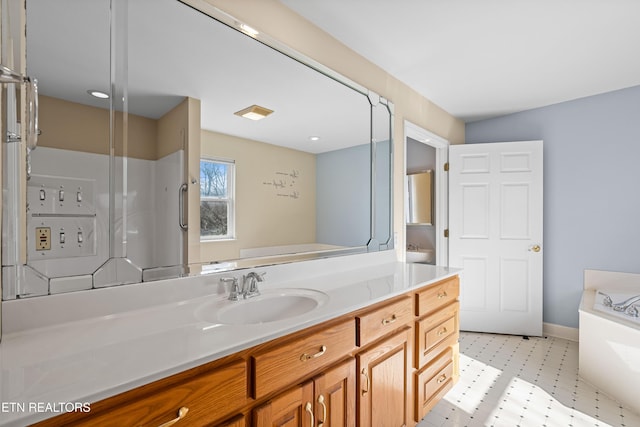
[200,159,235,240]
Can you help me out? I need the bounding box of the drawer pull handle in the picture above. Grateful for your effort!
[361,368,370,396]
[437,374,447,384]
[437,327,448,336]
[300,345,327,361]
[382,314,397,325]
[318,395,327,427]
[305,402,315,427]
[437,291,448,299]
[156,407,189,427]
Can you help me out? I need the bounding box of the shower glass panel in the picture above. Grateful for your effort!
[2,0,184,298]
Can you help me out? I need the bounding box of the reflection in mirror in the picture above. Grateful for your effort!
[1,0,393,300]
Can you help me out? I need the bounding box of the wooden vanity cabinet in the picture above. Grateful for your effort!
[356,328,411,427]
[413,276,460,422]
[314,358,356,427]
[253,381,314,427]
[33,359,248,427]
[253,358,355,427]
[353,296,413,426]
[415,276,459,317]
[219,415,248,427]
[251,319,355,399]
[355,296,413,346]
[32,275,460,427]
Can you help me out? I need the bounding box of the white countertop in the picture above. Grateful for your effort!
[0,253,458,426]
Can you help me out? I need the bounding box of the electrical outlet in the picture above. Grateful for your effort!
[36,227,51,250]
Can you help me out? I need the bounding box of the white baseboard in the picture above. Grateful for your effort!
[543,322,579,342]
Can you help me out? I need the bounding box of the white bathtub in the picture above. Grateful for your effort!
[579,269,640,415]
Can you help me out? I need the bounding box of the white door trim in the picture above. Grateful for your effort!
[403,121,449,266]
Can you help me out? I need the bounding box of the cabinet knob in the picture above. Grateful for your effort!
[154,407,189,427]
[305,402,315,427]
[437,291,448,299]
[300,345,327,361]
[381,314,397,325]
[437,327,448,336]
[361,368,370,396]
[437,374,447,384]
[317,395,327,427]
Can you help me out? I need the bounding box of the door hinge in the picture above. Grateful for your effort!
[444,162,449,172]
[444,229,449,238]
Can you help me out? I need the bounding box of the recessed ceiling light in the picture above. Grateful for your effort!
[87,90,109,99]
[309,136,320,141]
[238,23,259,38]
[234,104,274,121]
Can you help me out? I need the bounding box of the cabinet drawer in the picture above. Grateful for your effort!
[64,360,247,427]
[416,302,459,368]
[415,276,459,317]
[415,350,454,422]
[252,319,355,399]
[356,296,413,347]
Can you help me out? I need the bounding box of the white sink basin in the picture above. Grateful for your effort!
[406,249,435,263]
[196,288,329,325]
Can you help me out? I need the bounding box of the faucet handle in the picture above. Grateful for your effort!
[242,271,264,298]
[220,277,240,301]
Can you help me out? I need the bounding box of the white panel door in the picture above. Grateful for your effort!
[449,140,543,336]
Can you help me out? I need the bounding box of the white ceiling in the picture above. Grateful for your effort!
[280,0,640,122]
[26,0,372,154]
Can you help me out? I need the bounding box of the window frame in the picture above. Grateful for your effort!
[199,158,236,241]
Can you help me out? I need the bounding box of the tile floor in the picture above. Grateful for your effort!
[418,332,640,427]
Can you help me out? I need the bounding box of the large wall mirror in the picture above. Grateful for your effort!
[1,0,393,299]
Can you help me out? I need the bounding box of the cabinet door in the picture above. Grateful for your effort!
[357,329,410,427]
[218,414,246,427]
[253,381,314,427]
[314,358,355,427]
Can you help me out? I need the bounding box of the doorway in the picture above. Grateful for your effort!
[403,121,449,266]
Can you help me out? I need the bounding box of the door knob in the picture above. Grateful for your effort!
[529,244,541,253]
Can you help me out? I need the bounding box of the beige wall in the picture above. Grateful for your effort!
[204,0,465,259]
[38,95,190,161]
[200,130,316,262]
[157,98,189,159]
[38,95,159,159]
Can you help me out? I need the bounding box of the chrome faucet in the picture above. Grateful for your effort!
[612,295,640,313]
[220,277,241,301]
[598,291,640,317]
[242,271,266,298]
[625,305,639,318]
[598,291,613,307]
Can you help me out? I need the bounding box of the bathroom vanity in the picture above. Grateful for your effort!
[0,1,458,425]
[0,254,460,426]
